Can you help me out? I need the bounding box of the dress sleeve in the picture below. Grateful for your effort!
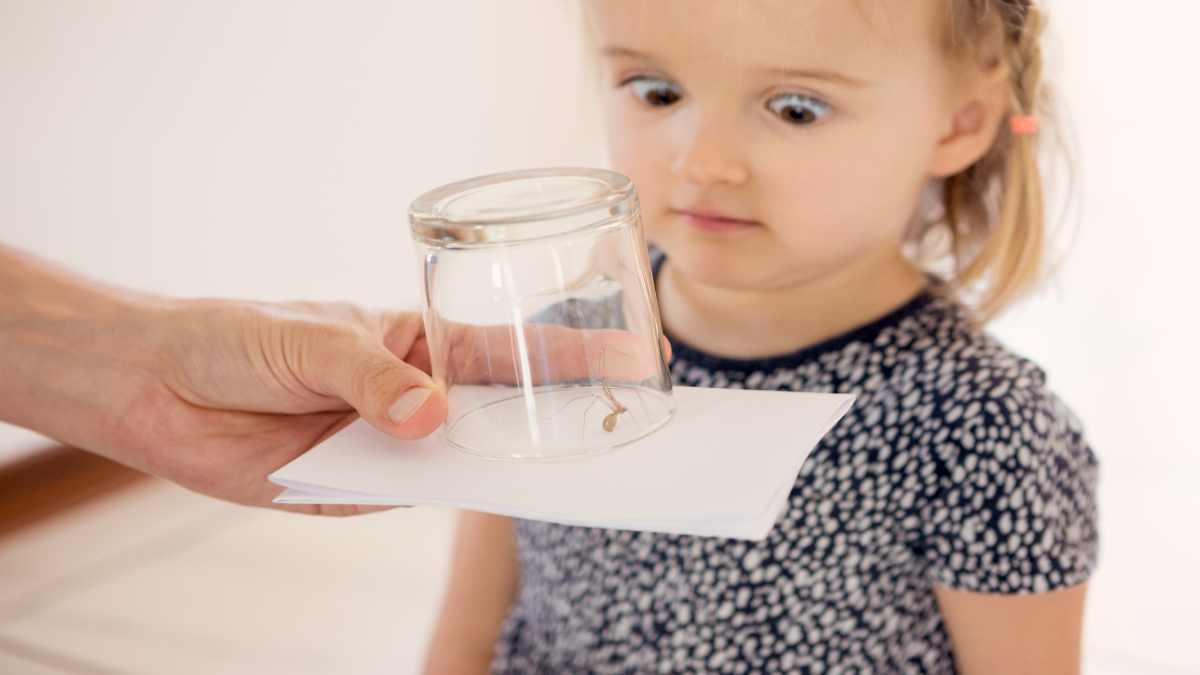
[916,359,1099,594]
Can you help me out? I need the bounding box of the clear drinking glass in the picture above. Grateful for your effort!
[409,167,675,459]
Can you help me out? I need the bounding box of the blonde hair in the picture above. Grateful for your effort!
[908,0,1066,324]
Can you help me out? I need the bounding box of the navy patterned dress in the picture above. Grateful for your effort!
[492,278,1098,674]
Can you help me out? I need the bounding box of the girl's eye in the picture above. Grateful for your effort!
[627,76,683,107]
[767,93,831,125]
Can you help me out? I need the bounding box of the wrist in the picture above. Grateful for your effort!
[0,246,173,459]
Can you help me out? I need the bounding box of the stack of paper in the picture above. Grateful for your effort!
[270,387,853,540]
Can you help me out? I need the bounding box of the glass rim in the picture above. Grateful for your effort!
[408,167,636,243]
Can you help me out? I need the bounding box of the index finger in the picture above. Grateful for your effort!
[437,322,660,387]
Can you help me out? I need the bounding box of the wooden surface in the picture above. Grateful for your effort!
[0,446,149,540]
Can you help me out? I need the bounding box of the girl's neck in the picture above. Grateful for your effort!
[656,250,929,360]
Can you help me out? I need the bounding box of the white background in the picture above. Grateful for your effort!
[1,1,1197,672]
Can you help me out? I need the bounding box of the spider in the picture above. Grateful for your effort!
[546,343,654,445]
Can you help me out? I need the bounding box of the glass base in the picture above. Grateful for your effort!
[442,384,675,460]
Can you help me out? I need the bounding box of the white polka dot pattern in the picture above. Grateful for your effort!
[491,293,1098,675]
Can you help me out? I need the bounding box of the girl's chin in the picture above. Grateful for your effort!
[660,250,769,291]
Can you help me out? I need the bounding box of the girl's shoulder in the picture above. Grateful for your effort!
[885,293,1058,405]
[882,293,1087,447]
[671,288,1093,471]
[874,297,1099,593]
[829,291,1090,464]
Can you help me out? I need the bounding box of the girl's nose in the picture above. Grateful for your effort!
[669,114,750,187]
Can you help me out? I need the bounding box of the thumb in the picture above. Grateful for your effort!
[306,333,448,441]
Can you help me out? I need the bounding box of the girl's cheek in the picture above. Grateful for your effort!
[607,132,671,240]
[605,109,646,161]
[607,123,668,198]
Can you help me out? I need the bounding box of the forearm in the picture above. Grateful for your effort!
[424,512,520,675]
[0,246,170,455]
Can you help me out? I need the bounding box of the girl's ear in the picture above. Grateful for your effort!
[928,64,1011,178]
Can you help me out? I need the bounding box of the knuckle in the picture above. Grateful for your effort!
[351,356,405,409]
[279,318,365,394]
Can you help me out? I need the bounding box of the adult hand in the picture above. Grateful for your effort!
[0,246,447,515]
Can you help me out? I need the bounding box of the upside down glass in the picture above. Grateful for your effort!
[409,168,675,459]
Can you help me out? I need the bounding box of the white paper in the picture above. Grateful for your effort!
[270,386,853,540]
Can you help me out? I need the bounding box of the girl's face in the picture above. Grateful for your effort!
[589,0,979,294]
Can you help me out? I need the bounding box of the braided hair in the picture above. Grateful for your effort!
[909,0,1061,323]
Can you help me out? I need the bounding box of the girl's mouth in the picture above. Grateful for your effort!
[673,208,760,234]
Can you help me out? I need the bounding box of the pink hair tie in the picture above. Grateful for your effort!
[1010,114,1038,134]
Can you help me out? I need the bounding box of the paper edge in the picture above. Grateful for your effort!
[275,486,772,540]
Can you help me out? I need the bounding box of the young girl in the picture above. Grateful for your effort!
[425,0,1097,672]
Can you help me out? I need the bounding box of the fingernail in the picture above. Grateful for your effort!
[388,387,433,426]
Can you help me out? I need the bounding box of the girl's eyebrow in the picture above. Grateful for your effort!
[601,45,869,88]
[599,46,659,63]
[767,68,872,88]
